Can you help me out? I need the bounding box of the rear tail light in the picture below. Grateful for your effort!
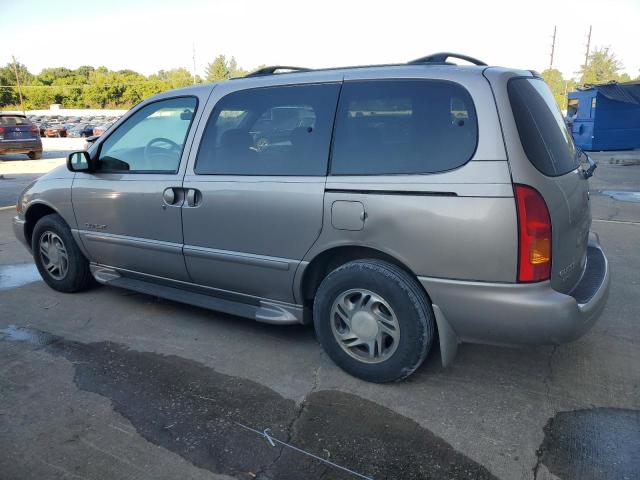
[0,126,4,139]
[30,125,39,135]
[514,184,551,282]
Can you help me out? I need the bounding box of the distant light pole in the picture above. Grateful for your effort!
[192,43,197,84]
[582,25,592,84]
[11,55,26,114]
[549,26,557,71]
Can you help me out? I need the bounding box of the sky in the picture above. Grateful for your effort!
[1,0,639,80]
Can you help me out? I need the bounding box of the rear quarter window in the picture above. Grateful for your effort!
[330,79,478,175]
[508,78,579,176]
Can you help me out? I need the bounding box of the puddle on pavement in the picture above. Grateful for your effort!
[0,263,41,290]
[537,408,640,480]
[601,190,640,203]
[1,326,497,480]
[0,325,58,346]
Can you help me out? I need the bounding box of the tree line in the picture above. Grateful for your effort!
[0,55,259,110]
[1,49,637,111]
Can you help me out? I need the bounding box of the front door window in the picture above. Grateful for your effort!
[98,97,197,172]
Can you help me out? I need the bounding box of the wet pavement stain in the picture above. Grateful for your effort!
[1,326,497,480]
[269,390,497,480]
[600,190,640,203]
[536,408,640,480]
[0,263,41,290]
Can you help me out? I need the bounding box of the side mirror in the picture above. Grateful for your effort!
[67,150,93,172]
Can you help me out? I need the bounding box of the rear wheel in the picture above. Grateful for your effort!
[313,259,435,382]
[32,214,94,292]
[28,151,42,160]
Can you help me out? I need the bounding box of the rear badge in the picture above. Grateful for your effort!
[558,261,576,281]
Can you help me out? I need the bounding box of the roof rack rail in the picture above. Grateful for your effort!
[244,66,312,78]
[408,52,487,66]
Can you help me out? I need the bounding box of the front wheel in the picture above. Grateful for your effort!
[313,259,435,382]
[32,214,94,292]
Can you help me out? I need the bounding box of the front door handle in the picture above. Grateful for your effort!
[186,189,202,207]
[163,188,177,205]
[162,187,184,207]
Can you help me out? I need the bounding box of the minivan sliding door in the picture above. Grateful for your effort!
[181,81,341,303]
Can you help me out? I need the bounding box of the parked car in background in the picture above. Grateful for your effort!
[67,124,95,138]
[38,122,49,136]
[43,124,67,138]
[0,113,43,159]
[92,124,110,136]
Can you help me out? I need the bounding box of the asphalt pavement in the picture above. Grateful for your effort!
[0,156,638,480]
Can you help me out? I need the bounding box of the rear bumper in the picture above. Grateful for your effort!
[420,232,610,347]
[0,139,42,154]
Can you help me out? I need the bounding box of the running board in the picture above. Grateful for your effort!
[91,266,304,325]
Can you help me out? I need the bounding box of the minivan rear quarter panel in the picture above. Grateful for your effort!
[484,68,591,293]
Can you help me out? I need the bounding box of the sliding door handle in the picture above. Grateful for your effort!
[186,189,202,207]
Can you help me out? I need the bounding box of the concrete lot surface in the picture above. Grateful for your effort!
[0,156,639,479]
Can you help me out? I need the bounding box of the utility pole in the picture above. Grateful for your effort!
[549,25,557,71]
[582,25,592,83]
[192,43,197,84]
[11,55,26,115]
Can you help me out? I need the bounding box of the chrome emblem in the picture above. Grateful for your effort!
[85,223,107,231]
[558,261,576,281]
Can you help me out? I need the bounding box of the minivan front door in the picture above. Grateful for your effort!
[73,96,199,281]
[181,81,341,303]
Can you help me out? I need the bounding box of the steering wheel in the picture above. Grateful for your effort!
[144,137,181,165]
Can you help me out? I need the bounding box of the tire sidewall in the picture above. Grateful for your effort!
[314,260,433,382]
[32,214,90,292]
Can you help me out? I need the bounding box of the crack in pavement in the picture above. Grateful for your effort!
[256,353,323,479]
[533,345,558,480]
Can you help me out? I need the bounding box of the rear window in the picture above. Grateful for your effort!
[330,80,478,175]
[0,116,30,126]
[508,78,579,176]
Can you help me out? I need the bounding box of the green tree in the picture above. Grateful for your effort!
[205,55,230,82]
[205,55,246,82]
[150,68,197,88]
[578,47,627,85]
[0,62,33,108]
[37,67,74,85]
[541,68,575,111]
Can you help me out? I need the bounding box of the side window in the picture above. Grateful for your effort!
[195,83,340,176]
[98,97,197,172]
[330,80,478,175]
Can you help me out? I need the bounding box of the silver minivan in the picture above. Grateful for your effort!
[13,54,610,382]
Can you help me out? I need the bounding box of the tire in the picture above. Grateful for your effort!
[32,214,94,293]
[313,259,435,383]
[28,151,42,160]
